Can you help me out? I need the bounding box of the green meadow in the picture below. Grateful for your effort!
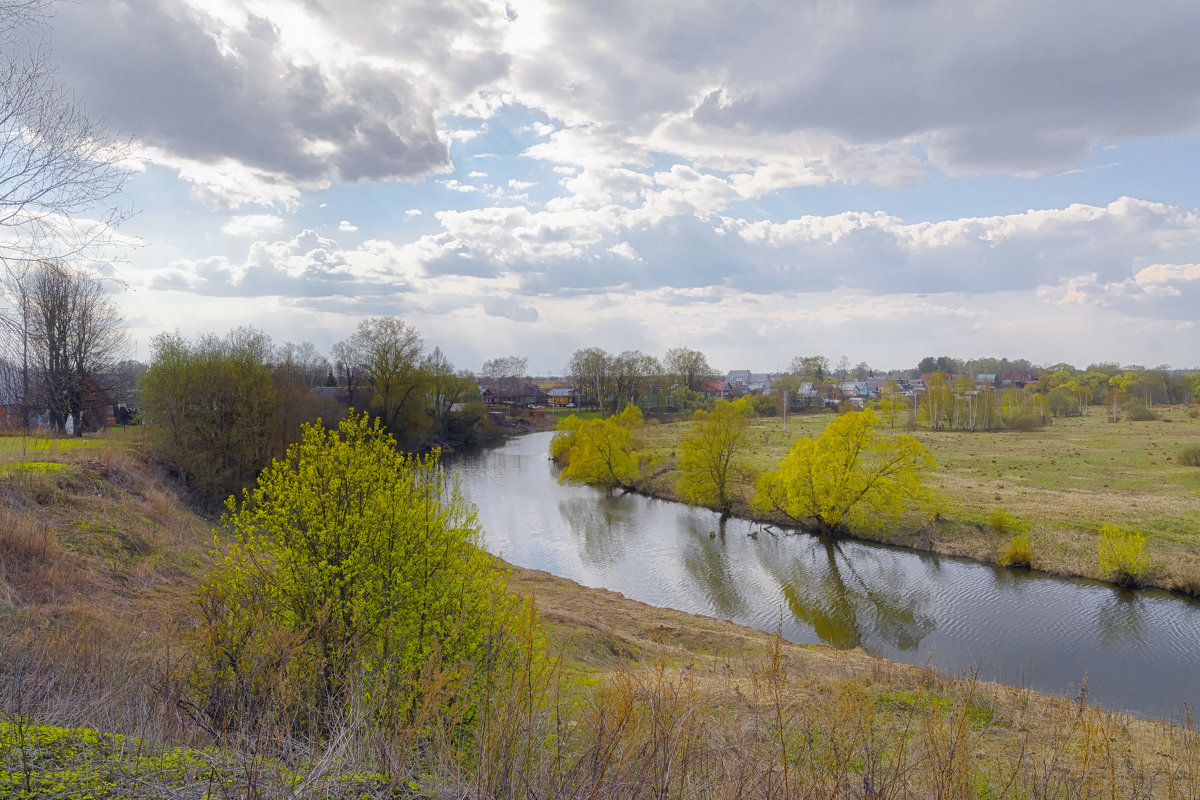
[631,406,1200,592]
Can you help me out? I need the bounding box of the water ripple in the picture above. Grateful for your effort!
[454,432,1200,720]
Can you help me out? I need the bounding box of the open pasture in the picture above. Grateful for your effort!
[634,406,1200,591]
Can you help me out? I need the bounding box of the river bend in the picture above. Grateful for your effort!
[453,431,1200,721]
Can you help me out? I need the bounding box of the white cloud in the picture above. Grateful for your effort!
[222,214,285,237]
[442,179,480,193]
[1134,263,1200,285]
[338,220,359,232]
[56,0,507,203]
[141,146,308,211]
[502,1,1200,183]
[606,241,639,260]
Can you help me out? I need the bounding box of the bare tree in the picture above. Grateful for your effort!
[0,0,131,268]
[567,347,610,411]
[22,260,127,434]
[0,1,133,427]
[664,346,713,394]
[424,346,473,432]
[331,338,366,405]
[481,355,528,403]
[611,350,658,413]
[275,340,330,388]
[338,317,426,436]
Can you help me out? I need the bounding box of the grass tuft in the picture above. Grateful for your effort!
[998,532,1033,569]
[986,507,1025,534]
[1178,444,1200,466]
[1098,523,1150,587]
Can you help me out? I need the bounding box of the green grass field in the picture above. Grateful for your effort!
[631,407,1200,592]
[0,427,142,458]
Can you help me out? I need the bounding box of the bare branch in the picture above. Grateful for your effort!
[0,1,133,266]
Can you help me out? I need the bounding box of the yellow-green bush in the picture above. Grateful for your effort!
[999,532,1033,569]
[1097,523,1149,587]
[187,413,535,736]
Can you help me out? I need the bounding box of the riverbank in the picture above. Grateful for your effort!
[2,435,1199,798]
[506,563,1199,798]
[625,408,1200,595]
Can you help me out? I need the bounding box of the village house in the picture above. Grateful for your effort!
[546,387,579,408]
[704,380,733,399]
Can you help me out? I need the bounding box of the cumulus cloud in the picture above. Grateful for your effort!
[1038,260,1200,320]
[505,1,1200,181]
[50,0,1200,215]
[149,229,398,297]
[607,241,639,260]
[52,0,512,207]
[338,220,359,232]
[222,214,285,237]
[1134,263,1200,286]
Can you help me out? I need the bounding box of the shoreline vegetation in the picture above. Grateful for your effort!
[551,404,1200,596]
[2,429,1200,798]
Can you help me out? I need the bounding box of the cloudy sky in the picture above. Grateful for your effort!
[31,0,1200,373]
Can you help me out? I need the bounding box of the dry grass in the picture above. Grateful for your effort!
[1,441,1199,798]
[0,441,214,755]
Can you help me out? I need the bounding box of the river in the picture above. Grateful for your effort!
[452,431,1200,721]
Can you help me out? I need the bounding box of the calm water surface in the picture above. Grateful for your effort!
[453,431,1200,721]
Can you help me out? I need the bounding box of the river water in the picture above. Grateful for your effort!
[452,431,1200,721]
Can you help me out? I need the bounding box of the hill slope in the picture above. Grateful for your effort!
[1,434,1197,799]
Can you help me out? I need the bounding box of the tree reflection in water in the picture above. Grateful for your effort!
[1096,589,1146,646]
[557,494,641,565]
[679,517,748,619]
[759,535,936,653]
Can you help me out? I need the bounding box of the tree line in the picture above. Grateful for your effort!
[140,317,488,505]
[553,398,935,529]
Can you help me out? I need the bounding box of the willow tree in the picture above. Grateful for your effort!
[552,404,642,492]
[755,410,934,534]
[677,397,753,517]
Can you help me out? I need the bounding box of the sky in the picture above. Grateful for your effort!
[24,0,1200,375]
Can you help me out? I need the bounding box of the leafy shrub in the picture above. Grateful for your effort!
[1124,403,1158,421]
[1097,523,1149,587]
[998,533,1032,569]
[187,414,533,735]
[1009,414,1045,431]
[1178,445,1200,467]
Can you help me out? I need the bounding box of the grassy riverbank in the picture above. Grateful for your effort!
[2,432,1199,798]
[630,407,1200,594]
